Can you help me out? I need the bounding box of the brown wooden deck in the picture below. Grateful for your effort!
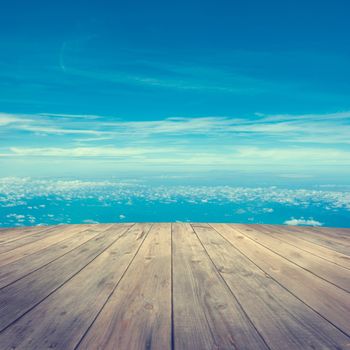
[0,223,349,349]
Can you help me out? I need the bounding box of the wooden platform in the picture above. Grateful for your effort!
[0,223,349,349]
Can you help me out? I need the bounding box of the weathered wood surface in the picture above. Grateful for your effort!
[0,223,349,349]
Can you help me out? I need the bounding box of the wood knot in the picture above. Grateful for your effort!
[144,302,153,310]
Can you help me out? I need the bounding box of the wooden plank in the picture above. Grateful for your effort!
[313,227,350,235]
[306,227,350,246]
[231,224,350,292]
[0,225,95,266]
[0,226,42,234]
[0,225,49,236]
[193,224,350,349]
[256,224,350,270]
[211,224,350,336]
[0,225,92,254]
[172,223,268,350]
[0,226,55,244]
[0,222,349,350]
[77,223,172,350]
[271,225,350,256]
[0,225,113,289]
[0,223,133,331]
[0,224,152,350]
[313,226,350,235]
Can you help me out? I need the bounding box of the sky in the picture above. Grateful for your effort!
[1,0,350,184]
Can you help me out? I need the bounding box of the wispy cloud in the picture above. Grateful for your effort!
[1,111,350,173]
[8,146,176,158]
[0,112,348,141]
[56,51,267,94]
[0,113,32,126]
[74,136,114,142]
[0,112,108,135]
[1,111,350,141]
[2,146,349,169]
[39,113,103,120]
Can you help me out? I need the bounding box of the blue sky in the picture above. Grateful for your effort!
[1,0,350,183]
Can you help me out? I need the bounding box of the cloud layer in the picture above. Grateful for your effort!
[1,111,350,175]
[284,218,323,226]
[0,177,349,227]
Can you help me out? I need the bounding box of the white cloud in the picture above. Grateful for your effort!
[39,113,102,120]
[1,111,350,143]
[8,146,176,158]
[1,178,349,212]
[0,112,108,135]
[284,217,323,226]
[74,137,114,142]
[1,177,349,227]
[233,147,350,165]
[83,219,99,224]
[235,209,246,214]
[1,111,350,174]
[5,144,349,169]
[0,113,32,126]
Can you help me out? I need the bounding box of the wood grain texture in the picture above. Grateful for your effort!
[77,223,171,350]
[211,224,350,335]
[172,223,268,350]
[269,225,350,256]
[0,226,52,243]
[0,225,94,265]
[233,224,350,291]
[0,226,63,250]
[0,224,132,331]
[193,224,350,350]
[0,224,150,350]
[258,224,350,270]
[0,223,349,350]
[307,227,350,246]
[0,224,113,289]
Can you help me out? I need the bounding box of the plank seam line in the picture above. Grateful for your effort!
[190,224,272,350]
[255,226,350,271]
[0,226,58,246]
[209,224,350,339]
[0,224,104,271]
[234,226,350,294]
[0,224,118,291]
[0,223,136,334]
[179,224,218,345]
[0,226,68,255]
[73,223,154,350]
[207,224,350,340]
[274,226,350,256]
[304,227,350,245]
[205,226,343,345]
[171,223,175,350]
[0,224,86,245]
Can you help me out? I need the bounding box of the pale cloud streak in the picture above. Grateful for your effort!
[1,111,350,172]
[8,146,176,158]
[2,146,350,169]
[1,111,350,141]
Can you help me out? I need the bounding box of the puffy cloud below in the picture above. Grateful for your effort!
[0,177,349,227]
[0,177,350,210]
[284,218,323,226]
